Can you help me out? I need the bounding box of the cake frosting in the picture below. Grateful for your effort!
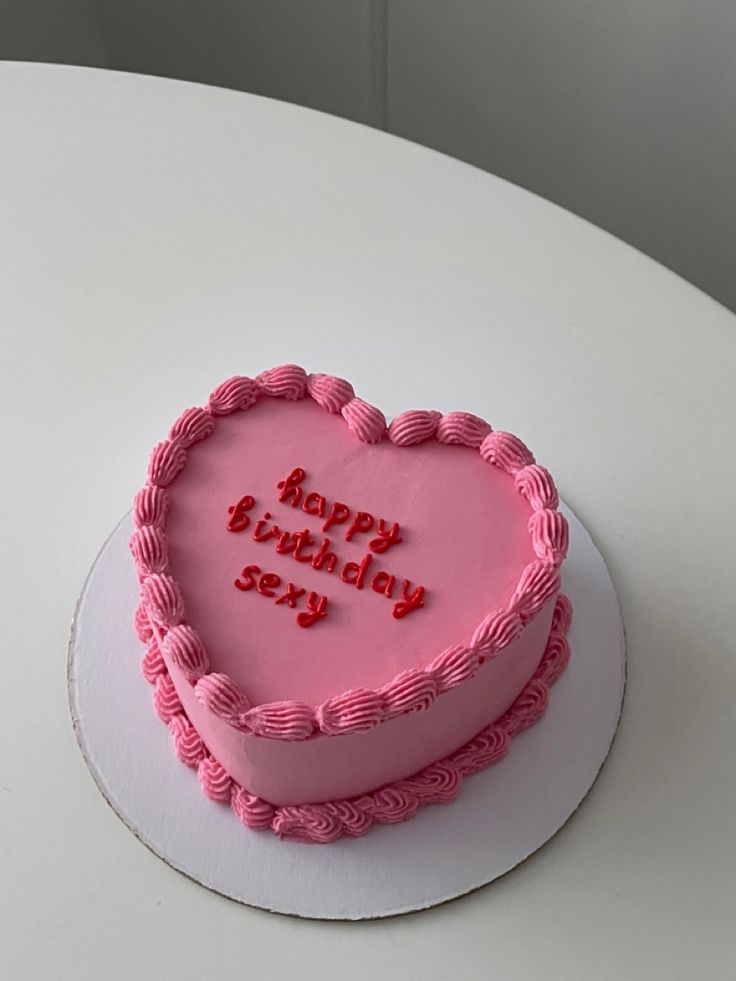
[131,366,571,842]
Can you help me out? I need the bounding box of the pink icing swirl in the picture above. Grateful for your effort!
[498,679,549,737]
[362,786,420,824]
[450,724,510,776]
[528,508,569,564]
[147,440,187,488]
[153,673,183,723]
[399,761,463,803]
[240,700,315,739]
[231,786,275,829]
[168,406,216,447]
[307,373,355,413]
[207,376,258,415]
[324,800,374,837]
[381,669,438,718]
[479,431,535,474]
[387,410,442,446]
[428,644,480,692]
[340,397,387,443]
[161,624,209,681]
[142,574,185,627]
[141,638,166,683]
[133,485,169,530]
[129,525,168,576]
[436,411,492,447]
[194,673,250,720]
[134,601,153,643]
[552,593,573,634]
[168,714,206,767]
[272,804,343,843]
[534,631,571,687]
[470,609,523,657]
[510,561,560,620]
[197,756,232,801]
[515,464,559,510]
[256,364,308,400]
[316,687,385,735]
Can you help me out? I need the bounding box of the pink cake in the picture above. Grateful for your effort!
[131,365,572,842]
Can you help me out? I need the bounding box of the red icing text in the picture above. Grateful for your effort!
[227,494,255,532]
[227,467,427,626]
[276,467,403,553]
[234,564,329,628]
[232,509,425,620]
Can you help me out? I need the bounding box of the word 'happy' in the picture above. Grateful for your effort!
[276,467,403,553]
[226,467,427,628]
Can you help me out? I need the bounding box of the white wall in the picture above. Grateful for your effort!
[96,0,386,128]
[1,1,734,311]
[386,0,736,312]
[0,0,107,67]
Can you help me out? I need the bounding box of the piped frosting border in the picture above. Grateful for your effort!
[130,365,569,741]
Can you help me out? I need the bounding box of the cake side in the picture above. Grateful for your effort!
[137,593,572,841]
[163,597,556,804]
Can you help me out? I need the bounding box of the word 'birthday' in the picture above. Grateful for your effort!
[226,467,427,629]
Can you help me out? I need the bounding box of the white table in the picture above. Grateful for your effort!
[2,62,734,980]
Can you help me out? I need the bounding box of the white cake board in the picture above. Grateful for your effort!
[68,502,625,919]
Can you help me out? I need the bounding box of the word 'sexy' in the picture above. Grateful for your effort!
[234,564,328,629]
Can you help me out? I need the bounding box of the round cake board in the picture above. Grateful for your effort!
[68,503,625,920]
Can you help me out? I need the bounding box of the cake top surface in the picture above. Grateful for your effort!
[164,396,535,705]
[132,366,565,738]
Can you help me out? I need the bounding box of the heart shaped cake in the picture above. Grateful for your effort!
[131,365,572,842]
